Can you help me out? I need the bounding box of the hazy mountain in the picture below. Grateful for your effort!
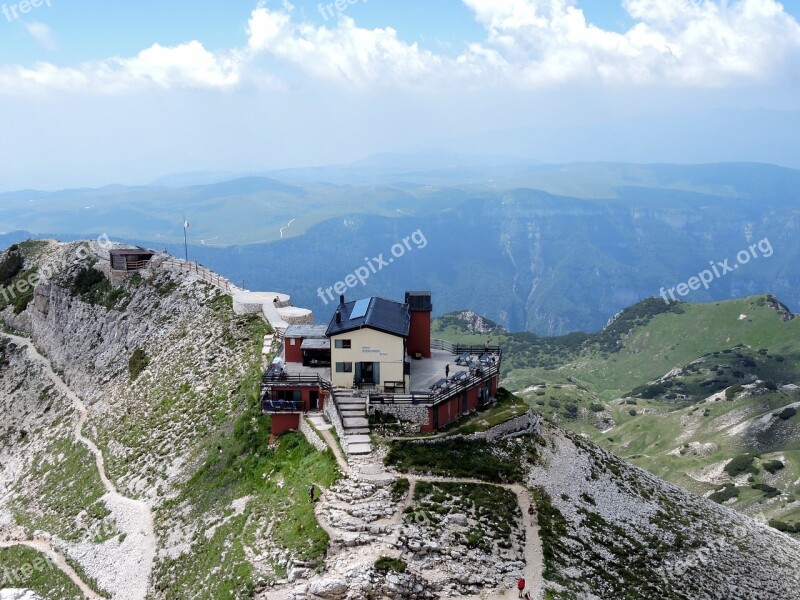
[1,162,799,334]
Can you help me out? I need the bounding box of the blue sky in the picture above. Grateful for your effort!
[1,0,800,189]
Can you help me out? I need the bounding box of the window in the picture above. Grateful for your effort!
[336,362,353,373]
[335,339,352,349]
[290,338,296,346]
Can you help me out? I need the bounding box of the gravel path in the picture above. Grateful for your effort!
[3,333,156,600]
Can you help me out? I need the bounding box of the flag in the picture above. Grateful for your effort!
[184,220,189,229]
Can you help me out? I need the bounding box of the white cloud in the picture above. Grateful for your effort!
[462,0,800,86]
[0,0,798,94]
[24,21,57,51]
[245,7,445,86]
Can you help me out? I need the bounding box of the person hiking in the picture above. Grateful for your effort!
[308,484,315,503]
[445,363,450,378]
[528,503,535,525]
[517,577,525,598]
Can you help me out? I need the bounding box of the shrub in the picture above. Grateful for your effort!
[0,250,24,287]
[725,384,744,400]
[709,484,739,503]
[751,483,781,498]
[589,403,604,413]
[628,409,637,417]
[389,478,410,503]
[775,407,796,421]
[375,556,407,574]
[764,380,779,391]
[769,520,800,534]
[128,348,150,381]
[763,460,785,474]
[724,454,758,477]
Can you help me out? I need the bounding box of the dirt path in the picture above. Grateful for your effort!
[0,539,103,599]
[3,333,156,599]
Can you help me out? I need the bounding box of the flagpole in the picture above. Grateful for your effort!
[183,215,188,262]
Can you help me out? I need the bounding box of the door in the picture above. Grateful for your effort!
[309,391,319,411]
[360,362,378,385]
[461,391,468,414]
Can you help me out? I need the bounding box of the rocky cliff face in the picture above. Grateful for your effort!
[0,240,270,598]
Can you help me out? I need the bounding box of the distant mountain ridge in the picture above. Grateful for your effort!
[1,161,798,334]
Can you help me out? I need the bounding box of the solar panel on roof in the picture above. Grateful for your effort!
[350,298,371,319]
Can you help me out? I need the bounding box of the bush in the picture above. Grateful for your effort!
[751,483,781,498]
[375,556,407,574]
[775,407,796,421]
[128,348,150,381]
[763,460,785,474]
[709,484,739,504]
[725,384,744,400]
[628,409,637,417]
[389,478,410,503]
[0,250,24,287]
[769,520,800,534]
[724,454,758,477]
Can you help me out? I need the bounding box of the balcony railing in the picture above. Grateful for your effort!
[369,359,501,408]
[261,399,303,413]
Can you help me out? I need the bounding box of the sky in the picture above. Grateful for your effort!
[1,0,800,190]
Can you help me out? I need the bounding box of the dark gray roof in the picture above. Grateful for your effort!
[326,297,410,338]
[301,338,330,350]
[285,325,328,339]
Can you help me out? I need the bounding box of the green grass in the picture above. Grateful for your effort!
[0,546,85,600]
[386,437,534,482]
[433,295,800,530]
[12,438,108,542]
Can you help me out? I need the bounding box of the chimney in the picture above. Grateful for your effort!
[339,294,345,306]
[405,291,432,359]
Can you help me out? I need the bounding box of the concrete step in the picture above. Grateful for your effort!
[343,417,370,429]
[341,411,366,418]
[347,443,373,456]
[344,427,371,435]
[337,399,367,406]
[344,435,372,445]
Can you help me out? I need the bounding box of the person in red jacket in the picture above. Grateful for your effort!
[517,577,526,597]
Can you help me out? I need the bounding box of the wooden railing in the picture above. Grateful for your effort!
[161,257,231,293]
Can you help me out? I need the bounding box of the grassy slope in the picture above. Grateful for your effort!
[0,546,85,599]
[433,295,800,527]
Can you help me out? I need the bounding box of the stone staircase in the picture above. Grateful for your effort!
[334,391,373,456]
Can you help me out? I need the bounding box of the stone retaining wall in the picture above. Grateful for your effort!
[369,403,429,425]
[324,395,346,441]
[299,417,328,452]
